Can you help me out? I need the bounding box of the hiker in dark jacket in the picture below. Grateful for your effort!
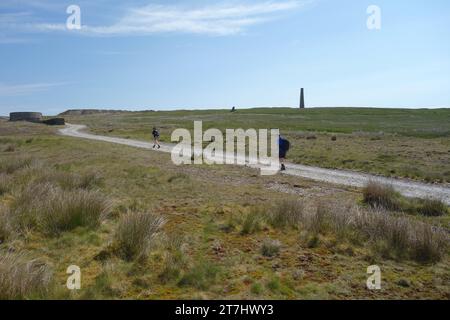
[152,127,160,149]
[278,135,290,171]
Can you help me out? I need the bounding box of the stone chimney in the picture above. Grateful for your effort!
[300,88,305,109]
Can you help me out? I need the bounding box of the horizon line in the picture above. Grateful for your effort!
[2,105,450,117]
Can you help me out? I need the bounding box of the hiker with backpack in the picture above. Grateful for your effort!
[278,135,290,171]
[152,127,161,149]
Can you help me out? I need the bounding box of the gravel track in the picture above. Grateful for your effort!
[59,124,450,205]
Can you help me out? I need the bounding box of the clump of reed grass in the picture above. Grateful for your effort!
[0,251,52,300]
[113,212,166,261]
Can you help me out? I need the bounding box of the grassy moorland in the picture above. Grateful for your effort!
[0,118,449,300]
[64,108,450,183]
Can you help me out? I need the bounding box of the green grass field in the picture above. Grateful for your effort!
[1,114,449,300]
[64,108,450,183]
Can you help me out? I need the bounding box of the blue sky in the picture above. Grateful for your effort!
[0,0,449,115]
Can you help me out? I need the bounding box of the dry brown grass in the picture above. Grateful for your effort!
[363,182,449,217]
[409,224,448,263]
[10,182,53,231]
[354,208,411,257]
[241,207,264,235]
[314,202,449,262]
[39,188,111,235]
[77,171,103,189]
[113,212,166,261]
[2,157,109,237]
[3,144,16,153]
[0,251,52,300]
[269,198,448,263]
[362,181,401,211]
[0,173,12,195]
[261,238,281,257]
[37,170,103,191]
[266,199,305,229]
[10,181,111,236]
[417,198,449,217]
[1,156,102,194]
[159,234,188,284]
[177,261,220,290]
[308,202,330,234]
[0,205,14,243]
[0,157,36,175]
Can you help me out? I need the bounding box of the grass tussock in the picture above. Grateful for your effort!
[0,173,12,195]
[304,201,449,263]
[167,173,190,183]
[9,182,111,235]
[9,182,53,231]
[251,282,263,295]
[409,224,447,263]
[39,188,111,236]
[308,202,330,234]
[159,235,221,288]
[3,144,16,153]
[0,251,52,300]
[81,263,119,299]
[266,198,448,263]
[159,235,188,284]
[30,168,103,191]
[363,181,401,211]
[363,181,449,217]
[178,261,220,290]
[0,205,13,243]
[417,198,448,217]
[261,238,281,257]
[1,156,102,193]
[235,200,306,234]
[232,200,448,262]
[241,207,264,235]
[266,199,305,229]
[0,157,37,175]
[113,212,166,261]
[0,157,109,238]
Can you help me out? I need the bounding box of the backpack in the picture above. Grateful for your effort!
[280,138,290,151]
[284,139,290,151]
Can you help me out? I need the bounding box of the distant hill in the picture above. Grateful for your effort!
[59,109,147,116]
[59,109,128,116]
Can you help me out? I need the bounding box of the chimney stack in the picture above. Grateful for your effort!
[300,88,305,109]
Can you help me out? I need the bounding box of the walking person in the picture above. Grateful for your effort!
[278,135,290,171]
[152,127,161,149]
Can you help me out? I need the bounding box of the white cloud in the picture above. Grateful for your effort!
[0,82,66,96]
[33,1,306,36]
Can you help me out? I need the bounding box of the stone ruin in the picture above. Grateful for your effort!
[9,112,43,123]
[9,112,65,126]
[42,118,65,126]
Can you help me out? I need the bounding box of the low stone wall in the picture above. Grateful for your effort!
[43,118,65,126]
[9,112,43,122]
